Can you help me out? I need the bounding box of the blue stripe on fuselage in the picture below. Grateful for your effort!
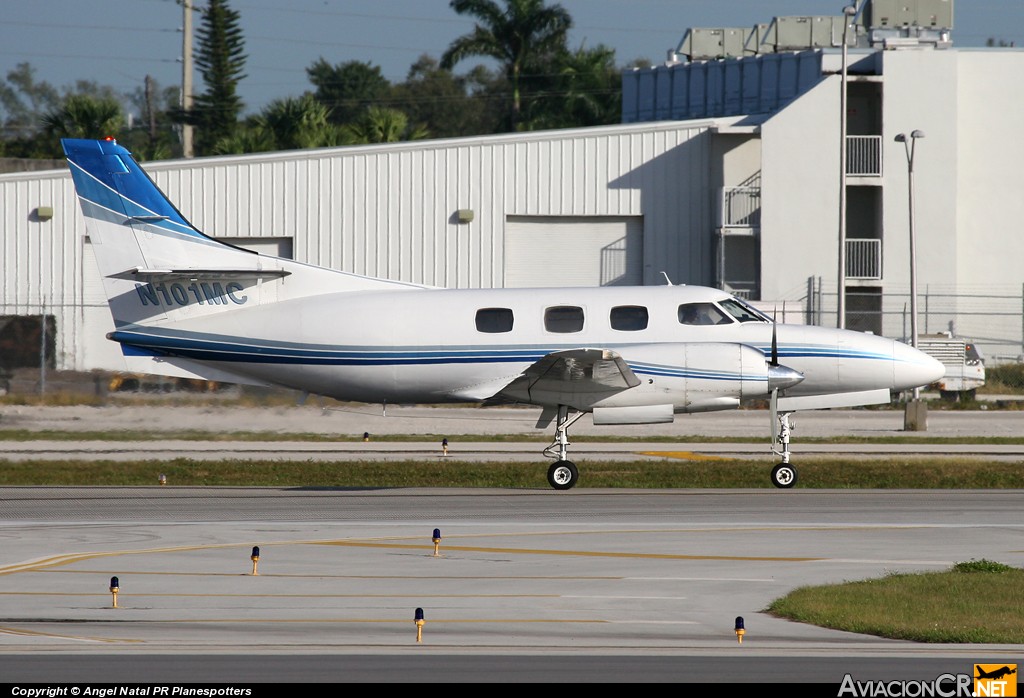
[109,330,876,383]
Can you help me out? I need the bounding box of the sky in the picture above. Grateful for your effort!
[3,0,1023,117]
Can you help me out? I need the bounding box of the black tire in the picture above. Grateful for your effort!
[547,460,579,490]
[770,463,797,489]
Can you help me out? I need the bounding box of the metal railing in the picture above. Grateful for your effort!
[719,187,761,228]
[846,238,882,279]
[722,281,757,300]
[847,135,882,176]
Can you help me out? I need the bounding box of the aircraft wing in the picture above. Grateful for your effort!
[485,348,641,407]
[520,348,641,391]
[448,348,640,403]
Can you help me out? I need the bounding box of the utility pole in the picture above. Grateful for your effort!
[181,0,194,158]
[145,75,157,140]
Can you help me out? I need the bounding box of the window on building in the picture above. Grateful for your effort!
[475,307,514,333]
[610,305,648,331]
[545,306,585,333]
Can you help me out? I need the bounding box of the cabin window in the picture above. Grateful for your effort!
[678,302,731,326]
[610,305,648,331]
[544,305,584,333]
[475,307,514,333]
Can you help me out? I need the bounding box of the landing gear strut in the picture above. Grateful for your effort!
[770,410,798,488]
[543,406,584,490]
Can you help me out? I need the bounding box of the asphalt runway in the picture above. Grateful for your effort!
[0,488,1022,683]
[3,402,1023,439]
[0,404,1022,683]
[2,404,1024,466]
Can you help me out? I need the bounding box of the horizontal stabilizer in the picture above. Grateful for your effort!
[111,267,292,282]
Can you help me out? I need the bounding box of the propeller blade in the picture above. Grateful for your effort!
[770,387,779,445]
[770,306,778,367]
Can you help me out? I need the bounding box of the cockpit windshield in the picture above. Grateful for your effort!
[720,298,772,323]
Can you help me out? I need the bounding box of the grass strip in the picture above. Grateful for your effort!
[2,457,1023,488]
[767,561,1024,643]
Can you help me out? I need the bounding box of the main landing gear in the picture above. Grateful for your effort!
[543,405,584,490]
[770,410,798,488]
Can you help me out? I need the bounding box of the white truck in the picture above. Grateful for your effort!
[915,333,986,400]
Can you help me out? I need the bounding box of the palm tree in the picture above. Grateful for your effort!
[342,106,428,144]
[41,94,124,155]
[441,0,571,131]
[257,94,344,149]
[523,43,620,130]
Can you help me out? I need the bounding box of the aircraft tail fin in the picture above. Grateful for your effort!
[62,137,265,280]
[63,138,424,329]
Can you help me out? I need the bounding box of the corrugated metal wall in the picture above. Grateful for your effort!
[622,50,824,123]
[0,120,721,371]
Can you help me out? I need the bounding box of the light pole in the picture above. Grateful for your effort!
[896,130,925,401]
[837,3,857,329]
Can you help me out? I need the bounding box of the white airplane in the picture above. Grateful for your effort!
[62,137,944,490]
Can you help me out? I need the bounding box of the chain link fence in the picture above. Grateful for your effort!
[796,279,1024,395]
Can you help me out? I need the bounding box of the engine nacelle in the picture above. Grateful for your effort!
[589,342,798,415]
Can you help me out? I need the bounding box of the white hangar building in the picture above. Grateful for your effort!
[2,0,1023,374]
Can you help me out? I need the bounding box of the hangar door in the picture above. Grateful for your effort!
[504,216,643,287]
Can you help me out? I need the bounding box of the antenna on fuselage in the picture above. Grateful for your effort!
[660,271,673,285]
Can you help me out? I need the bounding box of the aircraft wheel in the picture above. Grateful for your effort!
[547,460,579,490]
[770,463,797,489]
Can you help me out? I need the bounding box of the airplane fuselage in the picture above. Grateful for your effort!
[110,284,940,411]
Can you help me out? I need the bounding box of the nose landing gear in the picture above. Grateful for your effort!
[770,410,798,488]
[543,405,584,490]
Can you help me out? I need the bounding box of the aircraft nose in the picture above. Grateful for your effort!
[768,363,804,392]
[892,341,945,390]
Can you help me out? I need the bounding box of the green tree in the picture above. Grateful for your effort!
[39,94,126,157]
[342,106,429,144]
[0,63,62,155]
[0,64,179,161]
[208,123,275,156]
[390,55,500,138]
[521,43,621,130]
[188,0,248,155]
[212,94,352,155]
[306,59,392,125]
[0,63,60,136]
[258,94,348,149]
[441,0,571,131]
